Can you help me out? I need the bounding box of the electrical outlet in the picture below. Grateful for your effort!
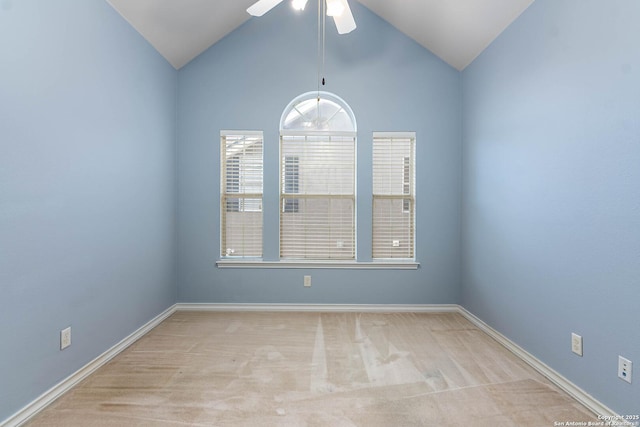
[304,275,311,287]
[60,327,71,350]
[571,333,583,356]
[618,356,632,384]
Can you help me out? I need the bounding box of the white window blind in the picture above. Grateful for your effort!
[280,134,355,259]
[372,132,416,259]
[220,131,263,257]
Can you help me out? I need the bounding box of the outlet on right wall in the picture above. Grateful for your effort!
[462,0,639,415]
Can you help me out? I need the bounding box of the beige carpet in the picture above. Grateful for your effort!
[26,311,597,426]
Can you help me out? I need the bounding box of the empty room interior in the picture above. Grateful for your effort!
[1,0,638,425]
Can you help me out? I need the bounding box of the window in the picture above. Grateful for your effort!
[220,131,263,257]
[279,92,356,260]
[372,132,416,259]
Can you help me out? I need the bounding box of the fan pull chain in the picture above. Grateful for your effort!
[322,0,326,86]
[317,0,322,99]
[317,0,327,102]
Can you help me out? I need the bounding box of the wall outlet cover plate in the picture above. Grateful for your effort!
[618,356,632,384]
[61,327,71,350]
[571,333,583,356]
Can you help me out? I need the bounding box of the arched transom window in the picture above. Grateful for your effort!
[281,92,356,133]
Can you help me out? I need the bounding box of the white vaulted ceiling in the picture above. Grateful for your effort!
[106,0,534,70]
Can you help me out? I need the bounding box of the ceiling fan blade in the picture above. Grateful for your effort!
[247,0,285,17]
[332,0,356,34]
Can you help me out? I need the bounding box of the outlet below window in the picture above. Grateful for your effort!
[571,333,582,356]
[60,327,71,350]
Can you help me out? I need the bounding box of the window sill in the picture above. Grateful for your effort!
[216,260,419,270]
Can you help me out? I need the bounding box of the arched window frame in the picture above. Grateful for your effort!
[280,91,357,135]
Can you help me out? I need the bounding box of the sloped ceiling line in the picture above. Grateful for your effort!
[106,0,534,70]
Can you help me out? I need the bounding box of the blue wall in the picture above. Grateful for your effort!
[462,0,639,414]
[0,0,177,421]
[176,2,462,304]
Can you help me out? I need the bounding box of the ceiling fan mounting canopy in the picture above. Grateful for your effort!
[247,0,356,34]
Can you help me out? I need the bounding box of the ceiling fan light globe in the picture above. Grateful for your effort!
[326,0,344,17]
[291,0,308,11]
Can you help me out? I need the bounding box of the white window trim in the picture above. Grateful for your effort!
[220,130,264,137]
[281,130,357,137]
[371,131,416,139]
[216,259,419,269]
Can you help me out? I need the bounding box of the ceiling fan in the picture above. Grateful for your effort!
[247,0,356,34]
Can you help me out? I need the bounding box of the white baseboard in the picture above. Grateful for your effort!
[3,303,616,426]
[457,306,617,417]
[1,305,177,427]
[175,303,460,313]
